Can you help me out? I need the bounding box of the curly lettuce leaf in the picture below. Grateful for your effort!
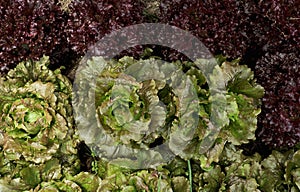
[0,56,80,190]
[259,150,288,191]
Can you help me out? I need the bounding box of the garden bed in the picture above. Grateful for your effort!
[0,0,299,191]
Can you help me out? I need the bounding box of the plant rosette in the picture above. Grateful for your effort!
[73,53,264,170]
[0,56,82,190]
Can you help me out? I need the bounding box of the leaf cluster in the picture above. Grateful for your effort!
[0,56,82,190]
[158,0,300,149]
[195,143,300,192]
[255,51,300,148]
[159,0,300,60]
[73,54,264,171]
[0,0,145,74]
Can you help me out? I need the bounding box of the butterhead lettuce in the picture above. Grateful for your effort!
[0,56,82,190]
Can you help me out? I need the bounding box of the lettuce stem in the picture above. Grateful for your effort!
[188,160,193,192]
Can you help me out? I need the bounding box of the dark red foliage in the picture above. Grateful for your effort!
[160,0,248,58]
[159,0,300,61]
[0,0,145,74]
[64,0,145,54]
[255,51,300,148]
[256,0,300,52]
[0,0,67,73]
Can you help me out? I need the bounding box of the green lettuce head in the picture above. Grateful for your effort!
[196,143,300,192]
[197,57,264,168]
[73,56,203,169]
[0,56,80,190]
[73,54,264,170]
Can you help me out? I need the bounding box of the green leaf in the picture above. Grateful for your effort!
[259,150,287,191]
[20,166,41,188]
[221,61,264,99]
[172,176,190,192]
[198,165,225,192]
[70,172,101,192]
[285,150,300,191]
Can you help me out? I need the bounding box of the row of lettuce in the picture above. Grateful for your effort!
[0,56,299,191]
[1,0,299,150]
